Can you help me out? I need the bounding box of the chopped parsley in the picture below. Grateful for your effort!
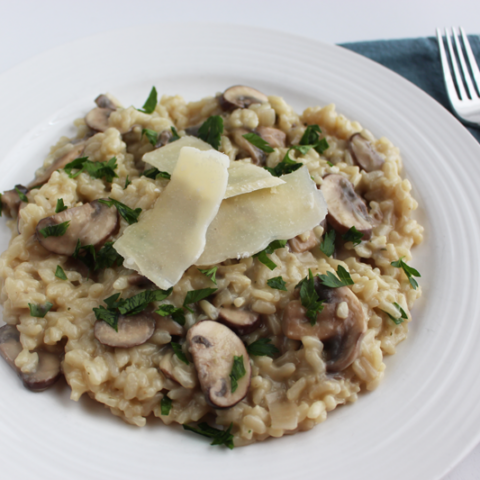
[246,338,279,357]
[55,198,67,213]
[183,422,234,449]
[242,133,274,153]
[198,266,218,285]
[15,187,28,203]
[142,167,171,181]
[265,149,303,177]
[229,355,246,393]
[155,304,186,326]
[299,124,329,154]
[72,240,123,272]
[171,341,189,365]
[318,265,354,288]
[28,302,53,318]
[160,396,172,416]
[142,128,158,146]
[97,197,142,225]
[137,86,158,114]
[342,226,364,246]
[170,126,180,142]
[253,240,287,270]
[320,230,336,257]
[267,276,287,291]
[296,269,324,325]
[198,116,224,150]
[55,265,67,280]
[64,156,118,182]
[38,220,70,238]
[391,257,421,289]
[124,176,131,189]
[383,302,408,325]
[183,288,218,313]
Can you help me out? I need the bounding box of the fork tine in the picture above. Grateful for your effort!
[452,27,478,99]
[436,28,460,102]
[445,28,468,100]
[460,27,480,97]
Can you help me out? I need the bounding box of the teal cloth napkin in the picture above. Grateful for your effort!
[341,36,480,143]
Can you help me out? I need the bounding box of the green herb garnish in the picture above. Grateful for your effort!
[160,396,172,416]
[55,198,67,213]
[155,304,186,326]
[38,220,70,238]
[142,167,171,180]
[55,265,67,280]
[267,276,287,291]
[170,126,180,142]
[142,128,158,146]
[15,187,28,203]
[198,266,218,285]
[297,269,324,325]
[171,342,189,365]
[317,265,354,288]
[72,240,123,272]
[383,302,408,325]
[198,116,224,150]
[299,125,329,154]
[246,338,279,357]
[320,230,336,257]
[342,226,364,246]
[242,133,274,153]
[253,240,287,270]
[28,302,53,318]
[97,197,142,225]
[229,355,246,393]
[183,422,234,449]
[391,257,421,289]
[183,288,218,313]
[64,156,118,182]
[124,176,131,189]
[265,149,303,177]
[138,86,158,114]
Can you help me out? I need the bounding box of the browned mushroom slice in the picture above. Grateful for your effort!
[232,128,266,166]
[155,129,173,148]
[184,124,201,137]
[218,307,261,336]
[159,348,197,388]
[321,174,373,240]
[0,324,61,392]
[94,312,156,348]
[35,199,119,255]
[349,133,384,172]
[256,126,286,148]
[95,94,120,110]
[288,229,319,253]
[127,273,154,287]
[220,85,268,111]
[187,320,251,408]
[85,107,113,132]
[155,313,184,336]
[282,284,366,372]
[1,185,28,218]
[28,143,86,189]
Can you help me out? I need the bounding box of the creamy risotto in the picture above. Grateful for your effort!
[0,86,423,447]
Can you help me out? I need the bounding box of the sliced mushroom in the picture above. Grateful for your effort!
[218,307,261,336]
[0,324,61,391]
[155,314,184,336]
[184,124,201,137]
[187,320,251,408]
[155,129,173,148]
[94,312,156,348]
[256,126,286,148]
[220,85,268,111]
[85,108,113,132]
[127,273,154,287]
[35,199,119,255]
[159,348,197,388]
[288,229,319,253]
[0,185,28,218]
[28,142,85,189]
[349,133,384,172]
[95,93,120,110]
[282,283,366,372]
[321,174,373,240]
[232,128,266,166]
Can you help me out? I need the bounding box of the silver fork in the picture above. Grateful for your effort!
[436,27,480,125]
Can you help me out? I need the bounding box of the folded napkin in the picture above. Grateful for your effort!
[341,36,480,143]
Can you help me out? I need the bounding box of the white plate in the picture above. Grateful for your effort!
[1,24,479,480]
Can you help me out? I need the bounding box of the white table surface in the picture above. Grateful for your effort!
[1,1,479,478]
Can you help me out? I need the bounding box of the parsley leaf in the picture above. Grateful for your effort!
[72,241,123,272]
[171,341,189,365]
[299,125,329,154]
[391,257,421,289]
[155,304,186,326]
[198,266,218,285]
[342,226,364,246]
[267,276,287,291]
[298,269,324,325]
[320,230,336,257]
[183,422,234,449]
[93,305,119,331]
[183,288,217,313]
[138,86,157,114]
[246,338,279,357]
[198,116,224,150]
[124,176,131,189]
[253,240,287,270]
[28,302,53,318]
[97,197,142,225]
[170,126,180,142]
[229,355,246,393]
[318,265,354,288]
[142,167,171,180]
[142,128,158,146]
[15,187,28,203]
[242,133,274,153]
[64,156,118,182]
[265,149,303,177]
[55,265,67,280]
[38,220,70,238]
[383,302,408,325]
[55,198,67,213]
[160,396,172,416]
